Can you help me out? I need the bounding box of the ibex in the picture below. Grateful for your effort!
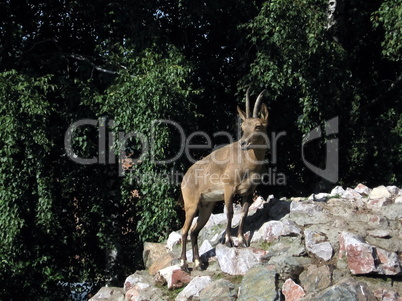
[180,89,269,271]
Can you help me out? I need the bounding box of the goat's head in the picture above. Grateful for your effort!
[237,89,269,150]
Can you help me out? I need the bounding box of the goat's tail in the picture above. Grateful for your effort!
[177,192,185,209]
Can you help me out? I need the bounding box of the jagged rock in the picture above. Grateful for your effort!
[308,193,330,202]
[237,265,279,301]
[124,271,154,292]
[148,252,176,276]
[142,242,168,270]
[299,265,332,294]
[306,278,376,301]
[251,220,285,243]
[154,265,191,290]
[376,248,401,275]
[282,279,305,301]
[369,185,391,200]
[263,236,306,259]
[338,232,377,275]
[367,229,391,238]
[367,197,392,210]
[125,284,163,301]
[175,276,211,301]
[373,288,400,301]
[330,185,345,196]
[267,256,309,281]
[395,195,402,203]
[338,231,401,275]
[304,230,333,261]
[281,220,302,236]
[342,187,362,199]
[216,244,267,275]
[251,219,301,243]
[354,183,371,195]
[89,287,125,301]
[386,185,399,196]
[199,279,238,301]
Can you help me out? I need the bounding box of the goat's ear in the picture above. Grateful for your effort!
[237,106,247,121]
[260,103,269,127]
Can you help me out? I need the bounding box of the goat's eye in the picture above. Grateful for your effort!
[255,125,263,131]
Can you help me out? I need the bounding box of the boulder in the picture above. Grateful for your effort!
[154,265,191,290]
[338,231,377,275]
[372,288,400,301]
[338,231,401,276]
[199,279,238,301]
[125,285,163,301]
[367,197,392,210]
[282,279,305,301]
[299,265,332,294]
[216,244,267,275]
[237,265,279,301]
[369,185,391,200]
[330,186,345,196]
[304,230,333,261]
[89,287,125,301]
[124,271,154,292]
[175,276,211,301]
[307,278,376,301]
[142,242,168,270]
[354,183,371,195]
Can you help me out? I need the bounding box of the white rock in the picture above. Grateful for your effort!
[215,244,267,275]
[167,231,182,251]
[281,220,302,236]
[304,230,333,261]
[250,196,266,211]
[342,188,362,199]
[369,185,391,200]
[354,183,371,196]
[251,220,283,243]
[290,201,323,214]
[308,193,330,202]
[331,186,345,196]
[386,185,399,196]
[367,229,391,238]
[186,239,214,262]
[395,196,402,204]
[367,197,392,210]
[155,265,191,290]
[175,276,211,301]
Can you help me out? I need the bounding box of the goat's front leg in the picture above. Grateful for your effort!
[224,186,235,247]
[237,195,252,247]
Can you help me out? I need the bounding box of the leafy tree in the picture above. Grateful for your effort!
[242,0,401,193]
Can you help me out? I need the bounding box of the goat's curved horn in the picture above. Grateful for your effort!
[253,90,267,118]
[246,87,251,118]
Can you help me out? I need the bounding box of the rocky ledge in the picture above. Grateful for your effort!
[91,184,402,301]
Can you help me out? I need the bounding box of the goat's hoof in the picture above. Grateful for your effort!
[237,239,250,248]
[225,240,234,248]
[180,260,190,273]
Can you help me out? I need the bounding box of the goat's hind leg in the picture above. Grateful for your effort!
[189,202,214,270]
[180,200,198,272]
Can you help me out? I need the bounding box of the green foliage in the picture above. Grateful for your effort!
[92,45,198,242]
[373,0,402,61]
[242,0,401,192]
